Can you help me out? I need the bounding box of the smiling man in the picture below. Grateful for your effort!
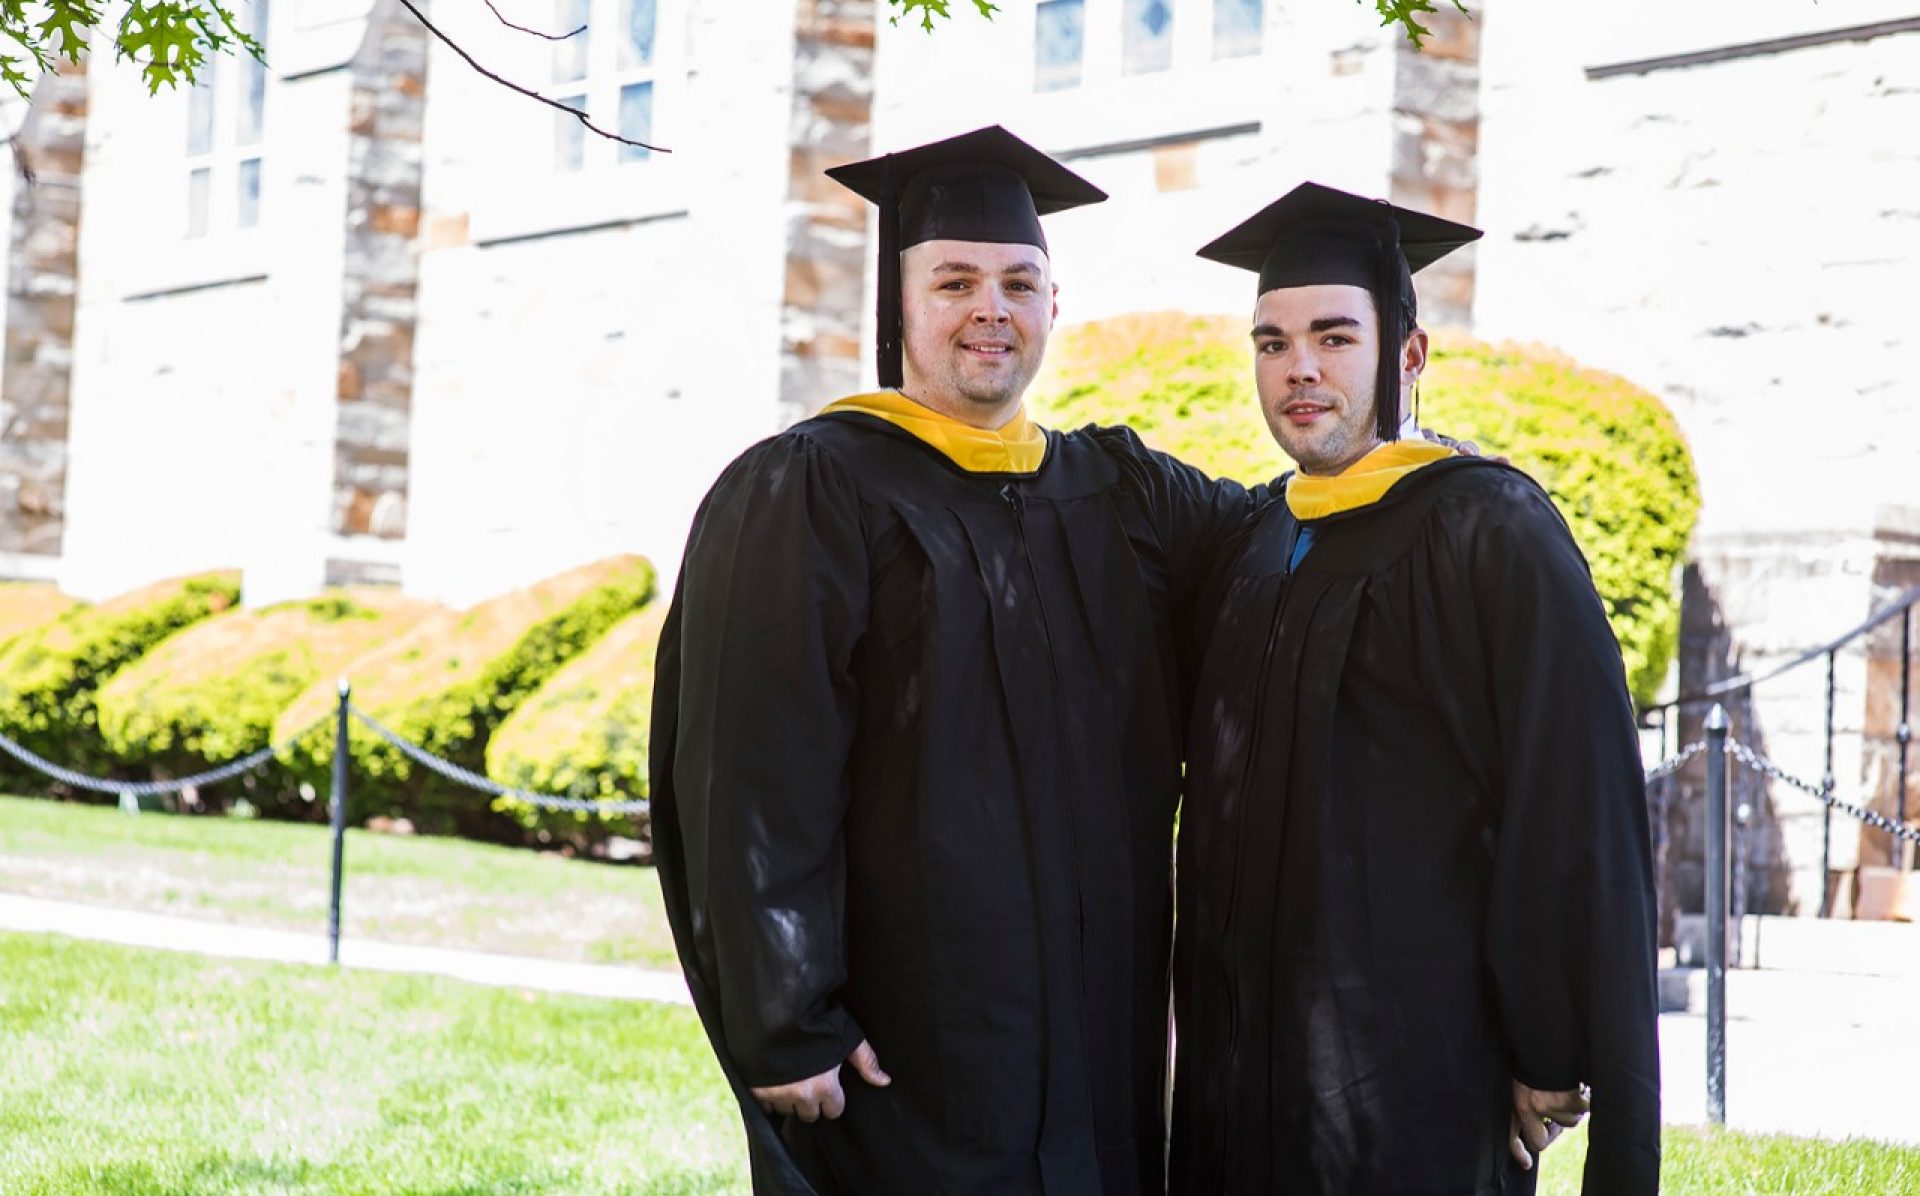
[1169,185,1662,1195]
[650,127,1253,1195]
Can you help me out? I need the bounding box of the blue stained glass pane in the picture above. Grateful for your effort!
[238,158,262,228]
[552,0,590,83]
[618,81,654,163]
[1213,0,1263,59]
[555,94,586,172]
[186,167,210,239]
[187,79,214,156]
[620,0,657,70]
[1123,0,1174,75]
[1034,0,1084,92]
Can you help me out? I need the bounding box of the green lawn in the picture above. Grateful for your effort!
[1537,1119,1920,1194]
[0,932,747,1195]
[0,794,676,966]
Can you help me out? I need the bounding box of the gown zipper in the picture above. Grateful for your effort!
[1212,516,1302,1163]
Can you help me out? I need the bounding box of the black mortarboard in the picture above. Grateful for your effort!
[827,126,1107,389]
[1198,182,1482,440]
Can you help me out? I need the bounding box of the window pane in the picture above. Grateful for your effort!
[237,0,268,143]
[187,167,211,238]
[618,81,653,163]
[554,95,586,172]
[187,78,214,156]
[619,0,657,70]
[1213,0,1262,59]
[1034,0,1084,92]
[551,0,591,83]
[238,58,267,145]
[238,158,262,228]
[1123,0,1174,75]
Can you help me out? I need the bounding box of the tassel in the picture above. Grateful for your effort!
[1374,217,1404,442]
[876,157,904,390]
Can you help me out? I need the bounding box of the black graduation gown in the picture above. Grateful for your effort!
[651,412,1247,1195]
[1170,458,1661,1196]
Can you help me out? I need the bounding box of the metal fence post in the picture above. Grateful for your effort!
[1899,609,1912,870]
[327,679,351,966]
[1820,650,1837,916]
[1704,702,1730,1126]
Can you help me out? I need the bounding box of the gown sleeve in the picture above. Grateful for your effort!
[1458,472,1663,1194]
[1083,424,1262,686]
[668,433,870,1088]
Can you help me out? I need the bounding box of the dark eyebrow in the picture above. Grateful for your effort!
[1251,316,1362,339]
[929,260,1044,277]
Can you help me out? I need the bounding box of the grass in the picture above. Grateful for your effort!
[0,932,747,1195]
[1533,1115,1920,1194]
[0,794,677,967]
[6,797,1917,1194]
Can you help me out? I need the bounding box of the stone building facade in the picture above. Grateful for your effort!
[0,0,1914,915]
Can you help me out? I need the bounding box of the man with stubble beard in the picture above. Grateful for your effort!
[1170,184,1662,1195]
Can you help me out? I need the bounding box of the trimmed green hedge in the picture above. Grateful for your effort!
[272,556,655,837]
[0,571,240,784]
[95,589,441,812]
[485,602,666,850]
[0,584,81,654]
[1029,314,1701,706]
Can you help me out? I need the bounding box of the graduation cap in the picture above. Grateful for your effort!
[1198,183,1482,440]
[827,126,1107,389]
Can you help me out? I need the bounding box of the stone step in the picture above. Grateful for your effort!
[1657,965,1920,1025]
[1672,913,1920,976]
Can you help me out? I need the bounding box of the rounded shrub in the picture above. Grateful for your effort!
[1028,313,1701,707]
[0,584,82,654]
[485,602,667,852]
[0,570,241,787]
[95,589,442,814]
[272,556,656,838]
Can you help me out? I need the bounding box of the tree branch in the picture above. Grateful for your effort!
[482,0,584,42]
[396,0,667,154]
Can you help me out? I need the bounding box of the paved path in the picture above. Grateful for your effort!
[7,892,1917,1148]
[1656,968,1920,1147]
[0,892,692,1006]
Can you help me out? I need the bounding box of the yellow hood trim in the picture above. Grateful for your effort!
[822,391,1048,474]
[1286,439,1455,521]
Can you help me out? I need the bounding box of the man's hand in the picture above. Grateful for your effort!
[750,1039,891,1123]
[1420,427,1509,464]
[1507,1080,1589,1170]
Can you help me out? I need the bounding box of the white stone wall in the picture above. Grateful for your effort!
[1476,2,1920,914]
[870,0,1408,368]
[59,9,359,603]
[405,0,802,606]
[1477,1,1920,542]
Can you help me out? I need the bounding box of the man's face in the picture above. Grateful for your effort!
[1251,283,1399,476]
[899,239,1057,417]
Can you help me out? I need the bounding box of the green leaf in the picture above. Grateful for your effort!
[886,0,998,33]
[1368,0,1471,49]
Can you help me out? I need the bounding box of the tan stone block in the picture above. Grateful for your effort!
[369,204,421,237]
[786,260,825,309]
[424,213,470,251]
[789,331,862,361]
[338,360,362,402]
[1412,9,1480,63]
[1864,654,1917,734]
[1154,143,1199,193]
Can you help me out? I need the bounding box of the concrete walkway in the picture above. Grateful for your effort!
[0,892,692,1006]
[7,893,1917,1148]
